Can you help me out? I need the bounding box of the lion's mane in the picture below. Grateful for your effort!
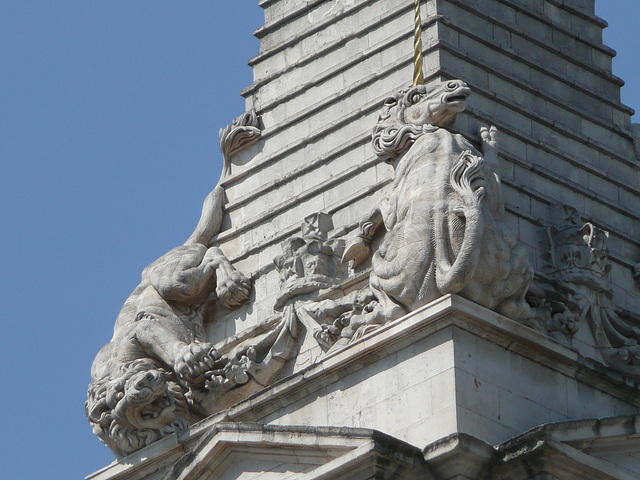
[85,360,189,458]
[372,87,438,162]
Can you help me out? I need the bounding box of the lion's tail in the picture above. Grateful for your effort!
[185,185,225,246]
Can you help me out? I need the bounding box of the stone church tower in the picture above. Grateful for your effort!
[86,1,640,478]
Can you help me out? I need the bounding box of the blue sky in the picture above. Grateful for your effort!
[0,2,638,479]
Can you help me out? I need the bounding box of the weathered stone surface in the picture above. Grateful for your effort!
[88,0,640,477]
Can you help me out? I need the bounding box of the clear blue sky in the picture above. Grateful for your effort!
[0,2,637,479]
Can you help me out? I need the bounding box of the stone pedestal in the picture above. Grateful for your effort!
[89,296,640,479]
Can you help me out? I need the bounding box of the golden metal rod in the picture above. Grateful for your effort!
[413,0,424,86]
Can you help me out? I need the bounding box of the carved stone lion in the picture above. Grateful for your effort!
[86,186,251,457]
[341,80,533,343]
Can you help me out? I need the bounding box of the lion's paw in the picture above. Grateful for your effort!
[174,342,219,386]
[341,236,371,268]
[480,125,498,149]
[480,126,500,167]
[217,269,252,309]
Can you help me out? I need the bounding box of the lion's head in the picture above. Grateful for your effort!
[372,80,471,162]
[86,360,189,458]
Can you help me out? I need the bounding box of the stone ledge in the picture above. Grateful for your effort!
[88,417,640,480]
[222,134,374,213]
[205,295,640,429]
[88,424,431,480]
[252,0,610,72]
[255,0,342,40]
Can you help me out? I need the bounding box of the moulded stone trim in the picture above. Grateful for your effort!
[255,0,328,39]
[190,296,640,438]
[222,133,372,212]
[545,0,606,24]
[247,1,625,122]
[460,0,615,58]
[88,424,433,480]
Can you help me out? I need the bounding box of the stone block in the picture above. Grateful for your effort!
[501,183,531,217]
[375,378,434,434]
[453,328,478,376]
[516,10,552,44]
[543,1,572,30]
[544,99,581,132]
[367,10,409,48]
[440,2,493,41]
[492,23,512,49]
[476,0,517,25]
[400,405,458,447]
[560,0,595,16]
[456,369,500,421]
[476,337,569,415]
[612,106,632,130]
[598,152,638,189]
[396,329,455,391]
[590,47,613,72]
[431,368,458,414]
[588,173,620,204]
[498,388,555,431]
[456,406,514,446]
[566,379,617,420]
